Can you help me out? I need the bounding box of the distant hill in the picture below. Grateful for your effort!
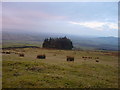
[2,31,118,51]
[70,36,118,51]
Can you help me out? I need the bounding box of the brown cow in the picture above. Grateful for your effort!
[5,51,11,54]
[2,51,6,54]
[37,54,46,59]
[95,57,99,59]
[88,57,92,59]
[19,53,24,57]
[67,56,74,61]
[85,57,86,58]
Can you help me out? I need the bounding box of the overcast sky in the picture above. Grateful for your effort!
[2,2,118,37]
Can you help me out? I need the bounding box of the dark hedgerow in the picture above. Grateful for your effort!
[42,37,73,50]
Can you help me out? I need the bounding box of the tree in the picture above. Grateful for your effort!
[42,37,73,50]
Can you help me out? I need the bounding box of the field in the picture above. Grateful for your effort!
[2,48,118,88]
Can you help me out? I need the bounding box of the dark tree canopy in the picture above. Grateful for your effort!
[42,37,73,50]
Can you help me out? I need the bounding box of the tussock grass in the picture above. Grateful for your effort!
[2,48,118,88]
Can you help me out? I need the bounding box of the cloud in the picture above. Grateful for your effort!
[69,21,118,30]
[108,23,118,30]
[2,8,67,30]
[3,6,67,21]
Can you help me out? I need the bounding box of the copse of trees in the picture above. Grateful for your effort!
[42,37,73,50]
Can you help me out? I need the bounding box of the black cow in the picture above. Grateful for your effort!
[37,54,46,59]
[6,51,10,54]
[67,56,74,61]
[96,60,99,62]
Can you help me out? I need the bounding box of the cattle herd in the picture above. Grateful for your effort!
[82,56,99,62]
[1,50,100,62]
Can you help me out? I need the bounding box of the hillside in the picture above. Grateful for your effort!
[2,48,118,88]
[2,31,118,50]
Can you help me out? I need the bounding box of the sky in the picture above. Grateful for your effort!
[2,2,118,37]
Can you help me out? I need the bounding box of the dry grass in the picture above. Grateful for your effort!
[2,48,118,88]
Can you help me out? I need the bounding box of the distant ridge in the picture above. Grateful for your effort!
[2,46,40,49]
[2,31,118,51]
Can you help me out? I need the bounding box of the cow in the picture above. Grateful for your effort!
[53,54,56,56]
[82,56,86,60]
[96,60,99,62]
[66,56,74,62]
[82,56,85,58]
[15,52,19,54]
[19,53,24,57]
[37,54,46,59]
[88,57,92,59]
[5,51,10,54]
[2,51,6,54]
[95,57,99,59]
[85,57,88,59]
[95,57,99,62]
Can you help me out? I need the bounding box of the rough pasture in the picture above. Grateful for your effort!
[2,48,118,88]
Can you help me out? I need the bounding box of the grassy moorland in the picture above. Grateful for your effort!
[2,48,118,88]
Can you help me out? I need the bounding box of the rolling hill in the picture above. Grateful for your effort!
[2,31,118,51]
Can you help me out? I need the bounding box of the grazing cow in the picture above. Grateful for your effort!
[95,57,99,59]
[37,54,46,59]
[89,57,92,59]
[88,57,91,59]
[19,53,24,57]
[82,56,85,58]
[67,56,74,61]
[82,56,86,60]
[96,60,99,62]
[2,51,6,54]
[15,52,19,54]
[6,51,10,54]
[53,54,56,56]
[83,57,87,59]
